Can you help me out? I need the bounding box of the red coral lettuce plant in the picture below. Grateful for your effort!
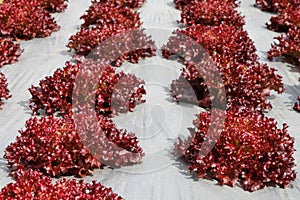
[179,1,244,27]
[4,116,101,177]
[163,24,258,67]
[268,26,300,65]
[4,113,144,177]
[255,0,300,12]
[0,169,124,199]
[0,37,22,67]
[67,25,127,56]
[3,0,69,12]
[170,61,284,111]
[267,6,300,32]
[29,60,146,116]
[29,61,78,116]
[74,110,145,168]
[54,178,123,199]
[0,72,11,109]
[67,25,156,65]
[162,24,283,110]
[0,1,59,40]
[95,0,146,9]
[174,0,238,10]
[80,2,141,28]
[174,108,296,192]
[0,169,55,199]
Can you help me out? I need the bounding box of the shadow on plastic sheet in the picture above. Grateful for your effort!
[286,64,300,73]
[0,158,11,175]
[170,156,248,190]
[266,59,300,111]
[59,49,75,57]
[163,87,208,111]
[17,100,34,115]
[267,56,300,73]
[171,157,200,182]
[283,84,300,111]
[163,87,198,108]
[162,142,200,182]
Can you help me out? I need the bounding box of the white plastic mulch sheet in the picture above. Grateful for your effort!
[0,0,299,199]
